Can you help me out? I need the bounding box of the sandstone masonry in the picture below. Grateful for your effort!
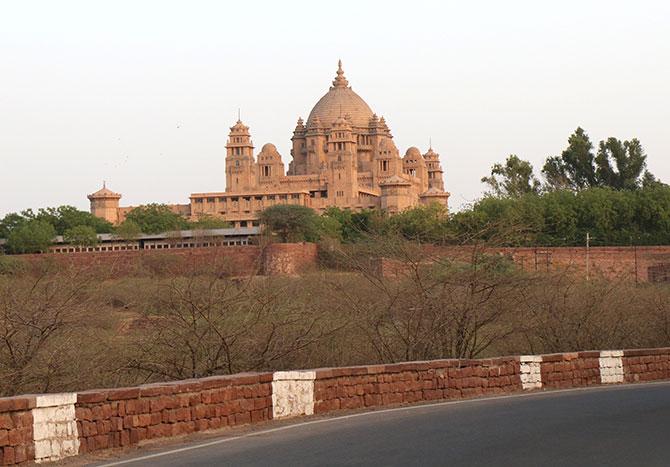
[2,347,670,464]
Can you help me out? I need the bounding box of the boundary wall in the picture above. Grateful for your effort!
[1,347,669,464]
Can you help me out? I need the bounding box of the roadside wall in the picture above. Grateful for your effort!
[2,347,670,464]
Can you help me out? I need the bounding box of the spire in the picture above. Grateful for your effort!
[332,59,349,89]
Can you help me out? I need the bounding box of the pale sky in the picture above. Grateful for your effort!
[1,0,668,216]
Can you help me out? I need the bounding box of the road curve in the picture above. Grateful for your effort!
[93,381,670,467]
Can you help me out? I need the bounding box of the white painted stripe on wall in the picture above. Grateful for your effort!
[32,392,80,463]
[520,355,542,390]
[272,371,316,419]
[599,350,624,384]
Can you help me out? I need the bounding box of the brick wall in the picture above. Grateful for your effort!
[15,243,319,277]
[404,245,670,282]
[262,243,318,275]
[2,348,670,464]
[74,373,272,454]
[0,397,34,465]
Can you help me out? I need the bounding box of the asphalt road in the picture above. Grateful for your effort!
[93,381,670,467]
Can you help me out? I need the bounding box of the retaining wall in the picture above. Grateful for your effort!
[2,347,670,464]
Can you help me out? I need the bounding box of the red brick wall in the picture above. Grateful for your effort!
[622,348,670,383]
[0,398,34,465]
[540,351,601,389]
[3,348,670,464]
[262,243,318,275]
[14,243,321,277]
[74,373,272,454]
[313,357,520,414]
[419,245,670,282]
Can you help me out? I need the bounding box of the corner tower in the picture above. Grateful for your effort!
[88,182,121,224]
[225,119,256,192]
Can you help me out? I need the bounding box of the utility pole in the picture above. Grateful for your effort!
[586,232,591,281]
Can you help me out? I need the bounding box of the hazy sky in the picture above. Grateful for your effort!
[1,0,668,216]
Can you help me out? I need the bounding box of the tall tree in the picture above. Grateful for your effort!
[124,204,189,234]
[63,225,99,247]
[481,155,541,198]
[6,220,56,254]
[259,205,320,242]
[595,137,647,190]
[542,127,598,191]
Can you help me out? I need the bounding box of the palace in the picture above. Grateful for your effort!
[88,61,449,228]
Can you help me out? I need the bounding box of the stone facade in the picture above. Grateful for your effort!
[88,61,449,228]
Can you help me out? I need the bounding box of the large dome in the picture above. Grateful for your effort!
[306,61,374,129]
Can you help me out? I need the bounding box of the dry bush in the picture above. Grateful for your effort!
[0,266,117,396]
[123,273,348,382]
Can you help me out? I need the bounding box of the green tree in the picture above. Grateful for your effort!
[542,127,597,191]
[114,220,142,241]
[0,213,27,239]
[63,225,99,247]
[387,203,450,243]
[6,220,56,254]
[188,215,232,230]
[259,205,320,242]
[124,204,189,234]
[481,154,541,197]
[595,137,647,190]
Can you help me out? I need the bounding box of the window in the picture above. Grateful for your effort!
[235,160,240,166]
[381,160,389,171]
[321,190,328,198]
[268,195,275,200]
[195,198,203,203]
[263,166,271,177]
[218,197,226,202]
[254,196,263,201]
[291,194,300,199]
[231,197,239,202]
[279,194,287,200]
[207,198,215,203]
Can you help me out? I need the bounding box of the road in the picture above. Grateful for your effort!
[93,381,670,467]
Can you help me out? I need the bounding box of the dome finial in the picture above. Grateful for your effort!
[332,59,349,88]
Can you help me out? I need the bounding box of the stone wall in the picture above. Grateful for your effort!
[262,243,318,275]
[0,397,34,465]
[15,243,319,277]
[74,373,272,455]
[2,347,670,464]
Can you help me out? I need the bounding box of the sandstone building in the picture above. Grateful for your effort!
[89,61,449,228]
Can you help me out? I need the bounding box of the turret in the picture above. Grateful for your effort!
[423,146,445,191]
[256,143,285,184]
[88,182,122,224]
[225,119,256,192]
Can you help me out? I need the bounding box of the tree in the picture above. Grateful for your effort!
[259,205,319,242]
[63,225,99,247]
[0,213,26,239]
[542,127,598,191]
[0,206,112,239]
[595,137,647,190]
[114,220,142,241]
[189,215,231,230]
[6,220,56,254]
[124,204,189,234]
[481,155,541,197]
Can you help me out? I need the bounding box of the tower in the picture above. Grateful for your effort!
[423,146,445,191]
[88,182,122,224]
[225,119,256,192]
[327,115,358,202]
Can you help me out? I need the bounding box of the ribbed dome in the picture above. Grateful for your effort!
[306,61,374,128]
